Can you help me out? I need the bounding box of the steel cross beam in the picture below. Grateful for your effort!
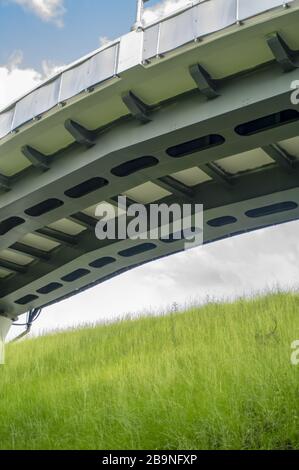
[2,160,299,318]
[1,60,299,318]
[0,63,298,255]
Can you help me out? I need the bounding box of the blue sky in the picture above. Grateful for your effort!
[0,0,166,71]
[0,0,138,70]
[0,0,175,107]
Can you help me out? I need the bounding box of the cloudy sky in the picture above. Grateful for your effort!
[1,0,299,340]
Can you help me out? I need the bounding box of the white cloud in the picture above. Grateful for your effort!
[0,51,64,110]
[99,36,111,48]
[41,59,65,78]
[21,218,299,340]
[5,49,24,71]
[143,0,192,24]
[0,53,42,109]
[10,0,66,26]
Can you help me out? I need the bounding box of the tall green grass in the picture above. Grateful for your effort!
[0,292,299,450]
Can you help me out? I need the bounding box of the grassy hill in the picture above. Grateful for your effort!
[1,292,299,450]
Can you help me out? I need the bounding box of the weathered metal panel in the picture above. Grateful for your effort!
[59,45,118,102]
[0,108,14,139]
[12,77,61,130]
[238,0,291,21]
[159,8,196,54]
[118,32,142,73]
[195,0,237,38]
[143,23,160,60]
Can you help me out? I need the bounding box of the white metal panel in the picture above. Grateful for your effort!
[278,137,299,159]
[0,249,33,266]
[195,0,237,37]
[144,0,237,59]
[238,0,292,21]
[0,108,14,139]
[47,219,86,236]
[20,233,60,252]
[124,182,171,203]
[59,59,90,102]
[12,78,61,130]
[171,167,212,186]
[59,45,118,102]
[216,149,274,175]
[159,8,196,54]
[118,32,142,73]
[84,202,126,220]
[87,45,118,86]
[143,24,160,60]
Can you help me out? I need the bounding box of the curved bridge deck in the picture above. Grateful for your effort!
[1,0,299,319]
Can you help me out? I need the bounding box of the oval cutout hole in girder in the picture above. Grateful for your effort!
[25,199,64,217]
[15,294,39,305]
[166,134,225,158]
[245,201,298,218]
[89,257,116,269]
[235,109,299,136]
[37,282,63,295]
[160,227,201,243]
[0,217,25,236]
[61,268,90,282]
[207,216,237,227]
[111,156,159,177]
[118,243,156,258]
[65,177,109,199]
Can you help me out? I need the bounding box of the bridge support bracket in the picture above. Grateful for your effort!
[0,174,11,192]
[267,32,299,72]
[122,91,152,124]
[189,64,220,99]
[64,119,96,147]
[22,145,50,172]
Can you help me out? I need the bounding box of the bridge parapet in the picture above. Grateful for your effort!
[0,0,295,141]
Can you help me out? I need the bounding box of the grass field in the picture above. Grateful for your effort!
[0,292,299,450]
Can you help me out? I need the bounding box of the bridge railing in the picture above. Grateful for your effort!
[0,41,120,139]
[143,0,291,60]
[0,0,293,141]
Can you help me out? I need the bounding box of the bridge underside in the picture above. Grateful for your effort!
[1,3,299,320]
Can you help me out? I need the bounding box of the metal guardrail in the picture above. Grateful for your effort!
[0,41,120,139]
[143,0,292,60]
[0,0,293,141]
